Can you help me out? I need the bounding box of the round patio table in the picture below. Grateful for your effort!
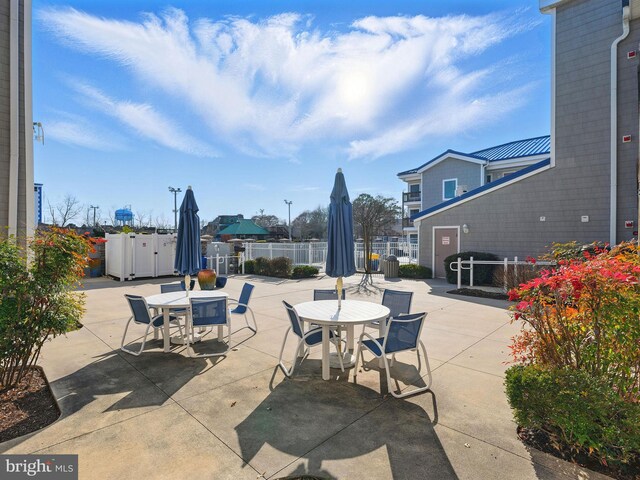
[146,290,228,352]
[293,300,390,381]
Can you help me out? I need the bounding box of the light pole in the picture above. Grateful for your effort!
[89,205,99,226]
[284,199,293,241]
[168,186,182,232]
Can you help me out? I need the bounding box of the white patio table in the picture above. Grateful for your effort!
[293,300,390,381]
[146,290,229,353]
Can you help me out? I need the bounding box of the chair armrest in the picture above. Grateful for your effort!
[357,331,384,356]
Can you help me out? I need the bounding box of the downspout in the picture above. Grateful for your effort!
[8,0,20,237]
[610,2,630,246]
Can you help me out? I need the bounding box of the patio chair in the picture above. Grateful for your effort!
[313,289,346,301]
[186,297,231,358]
[354,312,432,398]
[215,276,228,289]
[121,294,183,356]
[278,301,345,377]
[364,289,413,331]
[229,282,257,333]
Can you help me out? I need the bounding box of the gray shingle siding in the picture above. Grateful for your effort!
[417,0,634,271]
[0,0,29,239]
[420,159,482,209]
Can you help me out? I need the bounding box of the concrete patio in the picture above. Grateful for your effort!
[0,275,610,479]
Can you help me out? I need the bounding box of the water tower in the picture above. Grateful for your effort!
[115,206,134,226]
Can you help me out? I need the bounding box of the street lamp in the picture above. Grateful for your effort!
[284,199,293,241]
[168,186,182,232]
[89,205,99,226]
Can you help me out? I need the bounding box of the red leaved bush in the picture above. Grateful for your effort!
[509,242,640,401]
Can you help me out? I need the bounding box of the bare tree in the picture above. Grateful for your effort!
[352,194,400,285]
[292,206,328,240]
[48,195,83,227]
[135,211,148,229]
[155,213,171,230]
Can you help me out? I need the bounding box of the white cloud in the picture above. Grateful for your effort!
[68,81,217,157]
[39,7,538,160]
[45,112,126,151]
[242,183,266,191]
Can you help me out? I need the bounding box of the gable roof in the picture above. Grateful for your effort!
[471,135,551,161]
[397,135,550,177]
[218,219,269,236]
[411,158,551,221]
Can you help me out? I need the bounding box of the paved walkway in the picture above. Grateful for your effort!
[1,275,610,479]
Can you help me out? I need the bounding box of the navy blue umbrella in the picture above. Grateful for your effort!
[174,186,201,293]
[326,168,355,307]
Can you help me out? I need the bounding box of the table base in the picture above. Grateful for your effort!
[170,334,202,345]
[329,352,356,368]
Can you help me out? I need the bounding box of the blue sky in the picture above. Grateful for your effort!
[33,0,550,227]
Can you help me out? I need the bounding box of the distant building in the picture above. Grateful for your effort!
[267,224,289,240]
[34,183,42,225]
[217,219,269,240]
[202,214,244,238]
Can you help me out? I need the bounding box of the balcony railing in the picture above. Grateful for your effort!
[402,217,415,228]
[403,191,421,203]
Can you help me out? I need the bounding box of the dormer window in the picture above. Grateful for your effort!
[443,179,457,200]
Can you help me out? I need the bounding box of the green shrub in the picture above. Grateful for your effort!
[249,256,292,278]
[270,257,292,278]
[505,365,640,471]
[398,264,432,279]
[254,257,270,276]
[243,259,255,274]
[292,265,319,279]
[541,240,608,262]
[0,228,92,389]
[444,251,499,285]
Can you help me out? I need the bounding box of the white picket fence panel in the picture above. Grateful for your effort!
[243,242,418,271]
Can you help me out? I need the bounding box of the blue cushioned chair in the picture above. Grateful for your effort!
[365,289,413,331]
[278,301,345,377]
[180,279,197,291]
[121,294,183,356]
[186,297,231,358]
[313,289,346,301]
[229,283,257,333]
[354,312,431,398]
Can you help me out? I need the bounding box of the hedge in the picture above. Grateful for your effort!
[398,264,432,279]
[242,257,292,278]
[505,365,640,473]
[292,265,319,279]
[444,251,499,285]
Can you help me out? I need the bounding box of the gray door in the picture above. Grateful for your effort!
[434,228,458,278]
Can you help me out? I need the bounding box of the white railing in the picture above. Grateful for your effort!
[205,254,246,275]
[449,256,555,291]
[243,241,418,271]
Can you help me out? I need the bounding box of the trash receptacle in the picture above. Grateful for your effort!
[383,255,399,279]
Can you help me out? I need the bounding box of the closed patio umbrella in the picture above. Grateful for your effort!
[174,186,201,296]
[326,168,356,309]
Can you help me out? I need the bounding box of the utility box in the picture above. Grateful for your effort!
[106,233,177,281]
[383,255,400,279]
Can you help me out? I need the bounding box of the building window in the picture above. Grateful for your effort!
[485,173,492,184]
[501,170,517,178]
[409,183,420,193]
[409,234,418,244]
[409,208,419,217]
[442,179,457,200]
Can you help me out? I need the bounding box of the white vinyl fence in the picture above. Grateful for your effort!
[243,242,418,271]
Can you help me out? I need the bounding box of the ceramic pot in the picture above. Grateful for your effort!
[197,269,217,290]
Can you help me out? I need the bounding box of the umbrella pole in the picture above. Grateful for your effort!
[336,276,343,309]
[185,274,191,297]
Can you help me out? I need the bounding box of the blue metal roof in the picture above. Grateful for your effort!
[471,135,550,161]
[397,135,550,177]
[411,158,551,220]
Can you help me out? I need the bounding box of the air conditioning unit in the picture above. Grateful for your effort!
[456,185,468,196]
